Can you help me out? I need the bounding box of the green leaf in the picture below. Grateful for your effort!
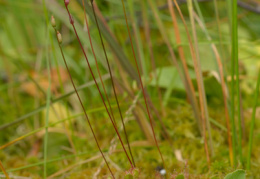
[224,169,246,179]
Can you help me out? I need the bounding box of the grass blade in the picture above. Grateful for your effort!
[52,25,115,177]
[64,1,134,169]
[192,6,233,165]
[167,0,202,132]
[89,0,135,166]
[246,70,260,169]
[233,0,243,165]
[0,161,10,179]
[42,0,52,177]
[120,0,165,167]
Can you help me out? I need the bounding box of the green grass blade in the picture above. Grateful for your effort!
[0,75,110,130]
[230,0,238,167]
[247,70,260,169]
[42,0,52,177]
[233,1,243,165]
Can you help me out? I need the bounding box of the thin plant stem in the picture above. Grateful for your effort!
[0,100,137,151]
[49,19,77,155]
[230,0,238,167]
[52,28,115,178]
[81,0,116,127]
[120,0,165,167]
[89,0,135,167]
[167,0,202,132]
[187,0,213,156]
[127,0,147,78]
[247,70,260,169]
[64,1,134,168]
[233,0,243,165]
[142,0,164,116]
[192,8,233,166]
[43,48,51,179]
[42,0,52,177]
[172,0,211,165]
[0,161,10,179]
[147,0,202,139]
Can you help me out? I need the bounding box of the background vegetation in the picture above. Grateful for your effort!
[0,0,260,178]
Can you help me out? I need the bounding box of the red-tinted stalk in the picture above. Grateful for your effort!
[81,0,116,126]
[89,0,135,167]
[64,1,134,168]
[120,0,165,167]
[53,30,114,178]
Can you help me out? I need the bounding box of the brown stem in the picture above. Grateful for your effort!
[54,29,114,178]
[90,0,136,167]
[64,2,134,168]
[81,0,116,127]
[120,0,165,167]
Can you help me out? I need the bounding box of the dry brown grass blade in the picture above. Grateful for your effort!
[147,0,203,139]
[189,4,212,163]
[167,0,202,133]
[193,11,233,166]
[0,161,10,179]
[171,0,212,165]
[0,135,26,150]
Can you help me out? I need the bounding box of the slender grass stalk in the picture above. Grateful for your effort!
[48,154,102,179]
[52,28,115,178]
[0,100,138,151]
[42,0,52,177]
[247,70,260,169]
[50,16,77,155]
[3,150,104,174]
[140,5,172,146]
[93,91,141,178]
[230,0,239,166]
[43,48,51,179]
[167,0,202,133]
[192,7,233,166]
[81,0,116,127]
[0,161,10,179]
[120,0,165,167]
[73,0,139,81]
[172,0,212,165]
[187,0,212,165]
[212,0,226,62]
[89,0,135,167]
[148,0,202,139]
[141,0,164,116]
[233,0,243,165]
[0,75,111,131]
[127,0,147,79]
[64,1,134,169]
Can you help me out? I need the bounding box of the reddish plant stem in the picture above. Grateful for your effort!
[53,30,114,178]
[90,0,136,167]
[81,0,116,126]
[120,0,165,167]
[64,2,134,168]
